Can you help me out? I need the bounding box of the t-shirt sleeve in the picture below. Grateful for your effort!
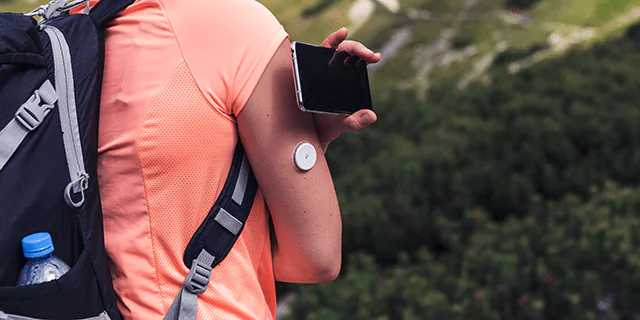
[163,0,289,120]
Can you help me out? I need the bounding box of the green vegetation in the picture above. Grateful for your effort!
[301,0,338,18]
[285,21,640,319]
[0,0,41,14]
[507,0,540,10]
[263,0,640,98]
[290,183,640,320]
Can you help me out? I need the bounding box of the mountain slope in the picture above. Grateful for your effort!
[261,0,640,99]
[3,0,639,99]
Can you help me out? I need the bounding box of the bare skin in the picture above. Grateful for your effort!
[237,28,380,283]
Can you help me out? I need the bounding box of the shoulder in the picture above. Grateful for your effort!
[160,0,283,41]
[157,0,289,117]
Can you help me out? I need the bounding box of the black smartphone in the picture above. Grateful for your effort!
[291,41,373,115]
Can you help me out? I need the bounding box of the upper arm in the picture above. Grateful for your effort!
[237,39,342,283]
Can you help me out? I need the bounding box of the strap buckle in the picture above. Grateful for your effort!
[184,258,213,294]
[64,172,89,208]
[15,91,55,131]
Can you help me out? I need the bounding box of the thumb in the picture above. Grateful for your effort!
[321,27,349,48]
[344,110,377,131]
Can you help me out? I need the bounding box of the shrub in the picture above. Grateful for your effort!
[287,183,640,320]
[287,20,640,320]
[325,24,640,265]
[505,0,540,11]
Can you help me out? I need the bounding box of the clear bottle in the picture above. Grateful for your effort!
[16,232,71,286]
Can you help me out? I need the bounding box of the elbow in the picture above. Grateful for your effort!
[305,233,342,283]
[307,244,342,282]
[312,259,341,283]
[275,246,342,283]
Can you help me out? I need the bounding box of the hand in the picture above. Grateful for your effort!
[315,27,381,151]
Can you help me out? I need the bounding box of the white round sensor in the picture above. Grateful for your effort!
[293,142,317,171]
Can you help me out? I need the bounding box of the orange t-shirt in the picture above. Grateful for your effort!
[95,0,288,318]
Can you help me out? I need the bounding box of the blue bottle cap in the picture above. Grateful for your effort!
[22,232,54,259]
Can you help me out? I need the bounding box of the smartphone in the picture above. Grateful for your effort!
[291,41,373,115]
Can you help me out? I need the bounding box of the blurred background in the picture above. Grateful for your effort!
[3,0,640,319]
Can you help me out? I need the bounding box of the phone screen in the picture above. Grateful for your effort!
[293,42,373,115]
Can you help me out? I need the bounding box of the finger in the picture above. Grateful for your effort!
[366,52,382,65]
[328,51,344,68]
[321,27,349,49]
[337,40,376,61]
[356,57,367,68]
[344,109,377,131]
[343,55,358,66]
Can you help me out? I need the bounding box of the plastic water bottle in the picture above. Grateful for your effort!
[16,232,71,286]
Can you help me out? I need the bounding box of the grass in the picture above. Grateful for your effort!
[0,0,46,14]
[533,0,639,27]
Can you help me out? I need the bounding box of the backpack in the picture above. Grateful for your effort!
[0,1,259,319]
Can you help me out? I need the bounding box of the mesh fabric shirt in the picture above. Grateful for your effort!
[93,0,288,318]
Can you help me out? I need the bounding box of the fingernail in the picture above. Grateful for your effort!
[361,113,372,125]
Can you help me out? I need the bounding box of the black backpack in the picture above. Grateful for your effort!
[0,1,259,319]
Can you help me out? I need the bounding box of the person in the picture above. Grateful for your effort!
[94,0,381,318]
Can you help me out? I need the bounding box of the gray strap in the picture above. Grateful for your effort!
[41,25,89,208]
[214,208,243,235]
[231,155,250,205]
[60,0,92,15]
[164,250,215,320]
[216,154,248,234]
[0,80,58,172]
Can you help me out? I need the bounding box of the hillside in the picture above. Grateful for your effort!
[262,0,640,101]
[284,20,640,320]
[4,0,640,101]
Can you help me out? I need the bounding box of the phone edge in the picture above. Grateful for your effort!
[291,41,307,112]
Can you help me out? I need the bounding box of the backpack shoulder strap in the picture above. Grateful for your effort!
[183,142,258,269]
[89,0,134,27]
[164,142,259,320]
